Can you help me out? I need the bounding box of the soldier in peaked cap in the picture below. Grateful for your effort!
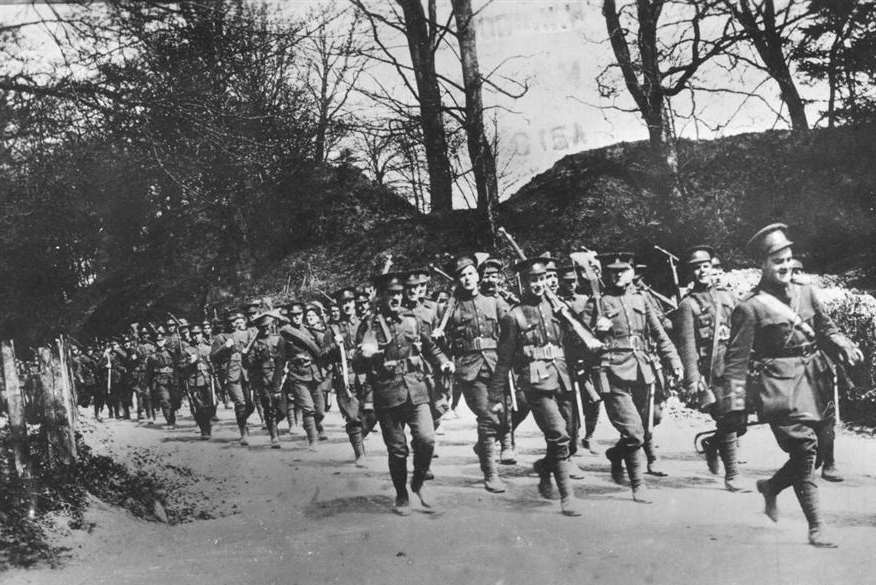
[274,300,335,448]
[354,271,453,515]
[354,286,372,320]
[489,256,589,516]
[674,245,744,491]
[723,224,862,547]
[329,286,377,465]
[244,312,283,447]
[182,324,215,439]
[583,252,681,502]
[211,311,256,444]
[438,254,512,492]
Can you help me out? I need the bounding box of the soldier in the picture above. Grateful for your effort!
[439,255,509,492]
[583,252,682,501]
[305,302,333,429]
[329,287,376,465]
[201,320,214,345]
[790,258,841,482]
[402,270,446,430]
[245,312,284,447]
[274,302,332,448]
[489,257,591,516]
[674,246,744,491]
[211,312,256,444]
[133,327,156,423]
[73,346,99,416]
[723,224,862,547]
[558,263,600,457]
[183,324,216,439]
[355,272,454,515]
[104,339,129,419]
[477,257,527,456]
[146,331,179,428]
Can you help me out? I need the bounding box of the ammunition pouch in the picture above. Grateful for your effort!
[522,343,563,361]
[379,355,423,377]
[454,336,498,353]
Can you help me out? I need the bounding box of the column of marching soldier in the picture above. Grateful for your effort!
[64,223,863,548]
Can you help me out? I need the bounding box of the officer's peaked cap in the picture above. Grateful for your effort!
[374,272,406,292]
[514,256,552,275]
[746,223,793,258]
[453,255,477,275]
[598,251,635,270]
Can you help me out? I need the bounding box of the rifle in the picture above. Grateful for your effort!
[570,250,611,398]
[431,291,458,340]
[429,263,454,282]
[497,227,602,354]
[167,313,195,415]
[335,327,353,400]
[654,245,682,306]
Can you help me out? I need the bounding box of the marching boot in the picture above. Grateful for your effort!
[819,427,843,482]
[238,424,249,446]
[534,458,555,500]
[351,430,367,467]
[302,415,319,449]
[479,436,506,493]
[388,457,411,516]
[269,421,281,449]
[795,480,836,548]
[499,431,517,465]
[625,449,651,503]
[411,468,436,511]
[719,432,748,492]
[756,479,779,522]
[703,435,720,475]
[554,458,582,517]
[643,436,667,477]
[606,446,625,485]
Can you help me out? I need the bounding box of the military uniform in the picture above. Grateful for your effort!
[211,314,256,442]
[330,290,377,464]
[722,223,861,547]
[245,316,283,446]
[355,272,451,515]
[146,339,179,426]
[674,246,743,489]
[183,329,215,438]
[444,255,509,492]
[104,344,129,419]
[489,257,584,516]
[274,320,332,447]
[583,252,681,499]
[133,333,156,423]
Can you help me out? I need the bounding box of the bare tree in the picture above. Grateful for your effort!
[450,0,499,240]
[601,0,739,170]
[302,4,368,162]
[722,0,810,131]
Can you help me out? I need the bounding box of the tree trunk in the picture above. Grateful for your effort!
[397,0,454,213]
[37,346,77,466]
[451,0,498,242]
[731,0,808,131]
[1,340,30,480]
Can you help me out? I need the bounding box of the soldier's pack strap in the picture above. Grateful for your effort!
[753,289,815,347]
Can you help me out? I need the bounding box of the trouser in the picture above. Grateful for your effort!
[253,385,283,439]
[378,400,435,501]
[816,403,836,470]
[156,383,177,425]
[705,410,748,481]
[108,381,125,418]
[93,384,108,418]
[632,382,663,464]
[226,379,254,431]
[136,381,154,420]
[190,384,216,436]
[337,382,378,458]
[603,379,647,489]
[583,399,601,443]
[766,419,824,532]
[525,388,574,463]
[428,373,450,429]
[288,379,323,444]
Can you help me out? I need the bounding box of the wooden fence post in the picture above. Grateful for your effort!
[1,340,31,481]
[37,346,77,466]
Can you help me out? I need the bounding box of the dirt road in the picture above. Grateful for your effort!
[5,401,876,585]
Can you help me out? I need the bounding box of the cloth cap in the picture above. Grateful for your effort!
[453,255,477,275]
[479,257,503,275]
[334,287,356,302]
[228,312,246,323]
[685,245,714,266]
[404,270,430,287]
[190,325,203,334]
[746,223,793,258]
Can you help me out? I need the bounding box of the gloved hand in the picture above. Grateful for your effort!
[830,334,863,366]
[595,316,613,334]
